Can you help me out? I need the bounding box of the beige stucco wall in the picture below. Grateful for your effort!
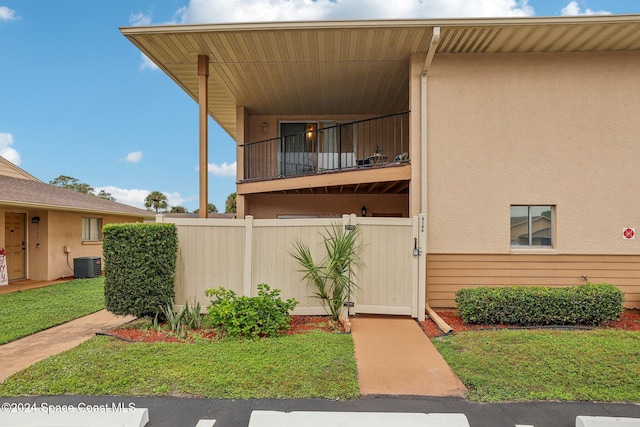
[246,193,408,219]
[46,211,143,280]
[426,50,640,255]
[1,208,144,281]
[247,114,375,144]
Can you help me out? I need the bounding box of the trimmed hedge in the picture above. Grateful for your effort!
[455,283,624,326]
[103,223,178,317]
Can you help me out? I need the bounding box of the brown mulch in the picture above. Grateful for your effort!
[106,311,640,343]
[420,309,640,338]
[105,315,344,343]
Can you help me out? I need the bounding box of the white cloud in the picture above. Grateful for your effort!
[124,151,143,163]
[207,161,237,177]
[139,53,159,71]
[0,132,21,165]
[95,186,189,210]
[0,6,18,22]
[176,0,535,23]
[560,1,610,16]
[129,12,152,26]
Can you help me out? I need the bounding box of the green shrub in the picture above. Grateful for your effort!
[205,284,298,338]
[455,283,624,326]
[103,223,178,317]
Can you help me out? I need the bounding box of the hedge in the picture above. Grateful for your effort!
[455,283,624,326]
[103,223,178,317]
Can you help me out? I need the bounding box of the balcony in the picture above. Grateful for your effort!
[241,111,410,182]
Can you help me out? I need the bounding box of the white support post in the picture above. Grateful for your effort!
[243,215,253,297]
[155,214,164,223]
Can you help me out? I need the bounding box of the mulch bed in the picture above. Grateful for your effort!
[105,315,344,343]
[420,309,640,338]
[106,311,640,343]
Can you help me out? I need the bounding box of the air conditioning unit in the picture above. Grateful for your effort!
[73,256,102,278]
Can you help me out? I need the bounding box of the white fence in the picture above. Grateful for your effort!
[158,214,426,320]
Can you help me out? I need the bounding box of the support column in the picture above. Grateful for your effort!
[236,106,248,218]
[198,55,209,218]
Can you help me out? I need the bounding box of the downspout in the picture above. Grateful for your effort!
[421,27,453,334]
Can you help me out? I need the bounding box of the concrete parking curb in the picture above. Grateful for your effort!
[248,411,470,427]
[576,416,640,427]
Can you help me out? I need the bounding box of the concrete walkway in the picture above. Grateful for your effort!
[0,309,135,382]
[351,315,467,397]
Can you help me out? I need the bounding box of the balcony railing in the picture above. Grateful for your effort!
[241,111,410,181]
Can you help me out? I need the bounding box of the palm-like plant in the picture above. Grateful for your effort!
[144,191,169,214]
[290,223,363,321]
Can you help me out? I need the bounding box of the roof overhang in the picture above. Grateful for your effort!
[121,15,640,141]
[0,200,153,218]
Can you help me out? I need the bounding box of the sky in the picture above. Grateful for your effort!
[1,1,638,212]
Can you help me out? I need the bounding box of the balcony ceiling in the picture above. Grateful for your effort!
[121,15,640,140]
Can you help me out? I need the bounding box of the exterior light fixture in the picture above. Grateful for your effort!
[261,122,269,134]
[361,206,367,217]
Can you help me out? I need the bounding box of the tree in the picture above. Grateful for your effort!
[49,175,95,194]
[145,191,169,214]
[170,206,188,213]
[50,175,116,201]
[96,189,116,201]
[225,192,237,214]
[193,203,218,214]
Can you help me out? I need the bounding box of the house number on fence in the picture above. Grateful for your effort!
[623,228,635,240]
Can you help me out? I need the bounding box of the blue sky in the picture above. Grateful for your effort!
[1,1,638,212]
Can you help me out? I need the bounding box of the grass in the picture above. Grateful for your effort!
[0,332,360,399]
[432,329,640,402]
[0,277,106,345]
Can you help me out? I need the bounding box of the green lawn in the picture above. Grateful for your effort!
[433,329,640,402]
[0,332,359,399]
[0,277,105,345]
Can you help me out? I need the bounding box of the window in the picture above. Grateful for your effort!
[82,217,103,241]
[510,206,553,247]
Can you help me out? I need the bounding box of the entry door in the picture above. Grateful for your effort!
[4,213,26,280]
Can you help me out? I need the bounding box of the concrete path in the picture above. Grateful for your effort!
[350,315,467,397]
[0,309,135,382]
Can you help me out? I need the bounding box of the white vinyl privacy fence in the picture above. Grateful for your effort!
[157,214,426,320]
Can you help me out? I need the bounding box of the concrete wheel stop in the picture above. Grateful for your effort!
[248,410,470,427]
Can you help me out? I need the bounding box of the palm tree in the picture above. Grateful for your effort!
[144,191,168,214]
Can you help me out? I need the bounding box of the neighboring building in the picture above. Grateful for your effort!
[0,157,152,281]
[121,15,640,308]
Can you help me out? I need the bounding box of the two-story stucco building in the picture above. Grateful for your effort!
[121,15,640,309]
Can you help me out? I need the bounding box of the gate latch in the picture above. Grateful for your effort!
[413,238,421,256]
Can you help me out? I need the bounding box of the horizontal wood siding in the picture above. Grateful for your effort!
[427,254,640,309]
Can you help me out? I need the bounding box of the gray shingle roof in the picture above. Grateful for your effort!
[0,175,152,217]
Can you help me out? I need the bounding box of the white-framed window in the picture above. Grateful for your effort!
[82,217,103,242]
[510,206,553,247]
